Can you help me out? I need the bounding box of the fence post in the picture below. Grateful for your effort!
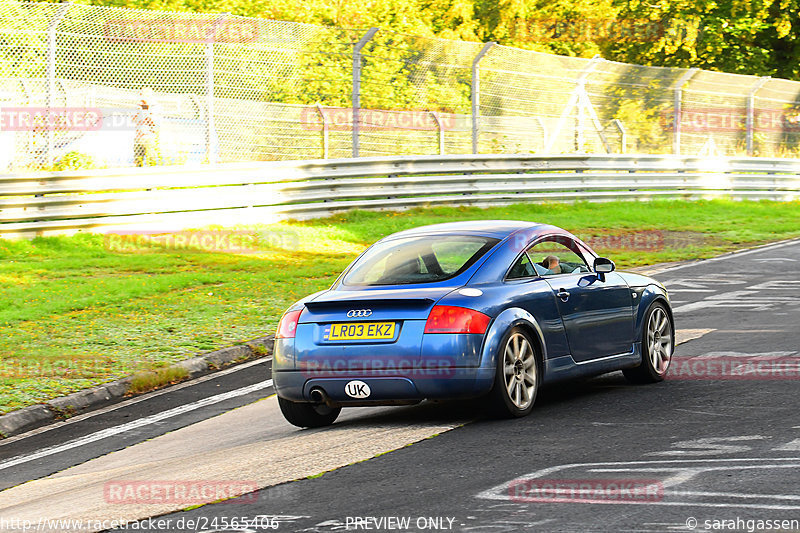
[575,56,602,153]
[205,13,230,164]
[18,79,33,163]
[352,27,379,158]
[46,2,70,167]
[533,117,548,152]
[612,119,627,154]
[672,68,698,155]
[471,42,495,154]
[430,111,444,155]
[746,76,770,156]
[315,103,329,159]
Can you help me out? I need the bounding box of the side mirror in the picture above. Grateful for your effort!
[594,257,616,274]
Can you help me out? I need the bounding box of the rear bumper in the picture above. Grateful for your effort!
[274,326,495,404]
[273,367,495,404]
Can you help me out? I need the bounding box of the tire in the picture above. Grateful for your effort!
[278,396,341,428]
[488,326,540,418]
[623,301,674,384]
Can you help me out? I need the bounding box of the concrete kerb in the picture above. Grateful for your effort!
[0,336,274,439]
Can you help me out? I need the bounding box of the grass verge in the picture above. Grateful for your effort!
[1,198,799,414]
[127,366,191,395]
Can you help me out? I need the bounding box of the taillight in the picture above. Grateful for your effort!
[276,309,302,339]
[424,305,491,334]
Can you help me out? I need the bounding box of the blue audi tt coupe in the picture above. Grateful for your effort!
[272,221,674,427]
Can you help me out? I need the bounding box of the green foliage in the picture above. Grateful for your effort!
[605,0,800,79]
[57,0,800,79]
[610,98,670,154]
[51,151,95,171]
[474,0,618,57]
[0,0,49,77]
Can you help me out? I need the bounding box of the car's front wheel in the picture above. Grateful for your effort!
[488,326,539,418]
[623,301,674,384]
[278,396,341,428]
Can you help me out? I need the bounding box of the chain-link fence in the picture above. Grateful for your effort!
[2,1,800,170]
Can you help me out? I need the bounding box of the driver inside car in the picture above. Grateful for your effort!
[541,255,561,275]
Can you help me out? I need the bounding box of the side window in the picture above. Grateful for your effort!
[507,252,536,280]
[527,239,590,276]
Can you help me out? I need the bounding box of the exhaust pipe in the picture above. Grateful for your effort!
[309,387,334,406]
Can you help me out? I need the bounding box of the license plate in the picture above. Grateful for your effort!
[328,322,396,341]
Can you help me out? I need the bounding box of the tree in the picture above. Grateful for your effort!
[604,0,799,78]
[473,0,619,57]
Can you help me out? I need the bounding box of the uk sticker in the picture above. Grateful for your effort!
[345,380,371,399]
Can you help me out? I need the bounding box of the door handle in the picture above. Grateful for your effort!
[556,288,570,302]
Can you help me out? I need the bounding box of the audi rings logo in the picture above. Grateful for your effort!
[347,309,372,318]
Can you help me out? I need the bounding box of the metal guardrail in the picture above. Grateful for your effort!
[3,154,800,238]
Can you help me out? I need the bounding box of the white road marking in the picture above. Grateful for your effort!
[672,289,800,313]
[749,280,800,289]
[476,457,800,510]
[459,519,556,531]
[0,379,273,472]
[662,278,747,292]
[680,351,796,359]
[0,400,463,531]
[647,435,770,457]
[704,291,800,301]
[0,356,272,447]
[713,329,787,333]
[663,489,800,501]
[640,523,693,533]
[675,329,714,345]
[775,439,800,452]
[666,289,715,293]
[673,409,735,418]
[654,238,800,274]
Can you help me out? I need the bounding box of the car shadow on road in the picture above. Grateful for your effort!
[313,371,642,430]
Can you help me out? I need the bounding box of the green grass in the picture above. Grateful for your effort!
[1,198,799,415]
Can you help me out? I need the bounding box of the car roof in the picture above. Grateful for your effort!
[383,220,548,240]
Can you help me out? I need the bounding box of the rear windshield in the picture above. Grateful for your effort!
[342,235,500,286]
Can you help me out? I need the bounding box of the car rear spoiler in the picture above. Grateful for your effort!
[304,298,435,310]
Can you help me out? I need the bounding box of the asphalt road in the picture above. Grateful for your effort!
[0,357,276,491]
[2,239,800,533]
